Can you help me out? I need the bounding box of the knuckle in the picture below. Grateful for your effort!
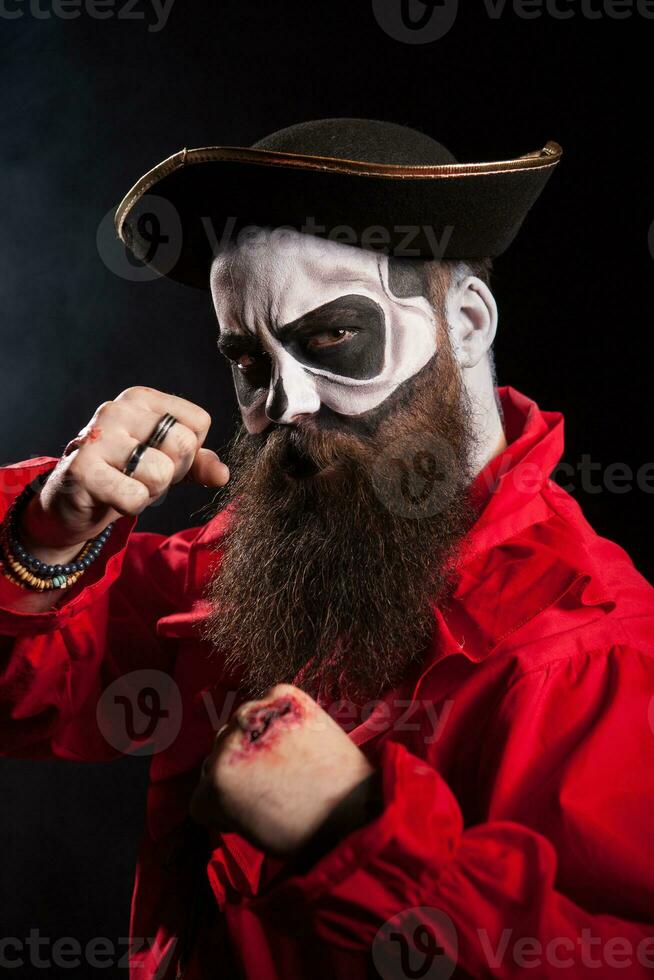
[151,454,175,489]
[236,701,256,722]
[133,477,151,500]
[195,407,212,431]
[85,463,116,498]
[94,400,115,420]
[264,683,299,700]
[116,385,149,403]
[175,428,199,459]
[160,452,176,482]
[71,447,102,484]
[65,456,87,484]
[121,480,150,512]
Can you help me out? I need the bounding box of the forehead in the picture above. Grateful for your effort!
[209,228,388,332]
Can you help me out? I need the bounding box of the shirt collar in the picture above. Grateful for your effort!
[462,386,564,563]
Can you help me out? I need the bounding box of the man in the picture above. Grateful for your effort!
[0,119,653,979]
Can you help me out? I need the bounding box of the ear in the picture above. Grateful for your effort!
[446,276,498,369]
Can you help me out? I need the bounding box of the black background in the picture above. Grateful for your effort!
[1,1,652,975]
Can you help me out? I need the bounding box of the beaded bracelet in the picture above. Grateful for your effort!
[0,470,113,591]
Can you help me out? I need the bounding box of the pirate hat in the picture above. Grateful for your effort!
[114,117,562,290]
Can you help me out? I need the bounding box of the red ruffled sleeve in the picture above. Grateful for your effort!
[249,645,654,978]
[0,457,195,761]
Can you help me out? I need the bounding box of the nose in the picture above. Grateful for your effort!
[265,358,320,425]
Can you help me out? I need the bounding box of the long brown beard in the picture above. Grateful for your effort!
[201,339,477,705]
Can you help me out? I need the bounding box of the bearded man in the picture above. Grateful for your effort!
[1,119,653,980]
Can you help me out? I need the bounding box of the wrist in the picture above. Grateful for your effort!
[1,475,114,593]
[291,766,384,873]
[20,496,84,565]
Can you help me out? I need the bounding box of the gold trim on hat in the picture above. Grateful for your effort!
[114,142,563,242]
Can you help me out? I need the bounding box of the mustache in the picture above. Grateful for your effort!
[242,418,375,473]
[202,341,476,703]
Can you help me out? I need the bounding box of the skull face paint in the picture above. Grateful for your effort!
[209,229,438,434]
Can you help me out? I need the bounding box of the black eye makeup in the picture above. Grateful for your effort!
[217,332,261,362]
[278,294,385,380]
[218,333,272,404]
[230,357,272,407]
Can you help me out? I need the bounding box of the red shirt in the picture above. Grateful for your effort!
[1,387,653,979]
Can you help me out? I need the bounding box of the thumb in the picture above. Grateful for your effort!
[186,447,230,488]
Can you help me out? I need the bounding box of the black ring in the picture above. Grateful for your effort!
[147,413,178,450]
[123,442,148,477]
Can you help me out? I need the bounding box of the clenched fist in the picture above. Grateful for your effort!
[189,684,377,858]
[21,386,229,564]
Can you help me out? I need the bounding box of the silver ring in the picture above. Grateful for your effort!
[147,413,178,450]
[123,442,148,477]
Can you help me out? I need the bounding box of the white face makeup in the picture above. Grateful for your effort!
[209,228,439,434]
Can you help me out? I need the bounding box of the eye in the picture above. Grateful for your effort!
[305,328,356,350]
[233,350,270,371]
[236,353,258,371]
[230,349,272,389]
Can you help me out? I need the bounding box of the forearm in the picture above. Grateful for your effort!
[0,521,179,762]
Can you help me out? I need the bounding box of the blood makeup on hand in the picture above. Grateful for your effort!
[233,696,304,759]
[63,425,102,456]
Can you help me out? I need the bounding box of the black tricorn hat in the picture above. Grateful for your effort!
[114,118,562,290]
